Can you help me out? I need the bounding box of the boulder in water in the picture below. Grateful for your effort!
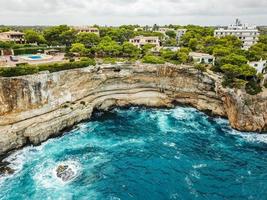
[0,164,15,176]
[56,164,75,182]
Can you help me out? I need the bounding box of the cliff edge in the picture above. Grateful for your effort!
[0,63,266,156]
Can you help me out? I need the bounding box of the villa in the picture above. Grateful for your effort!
[73,26,100,36]
[189,52,215,65]
[129,36,161,48]
[214,19,259,50]
[0,31,25,44]
[248,59,267,74]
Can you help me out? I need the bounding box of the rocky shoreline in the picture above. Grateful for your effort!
[0,63,266,158]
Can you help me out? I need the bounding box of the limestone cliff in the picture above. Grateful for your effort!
[0,63,266,156]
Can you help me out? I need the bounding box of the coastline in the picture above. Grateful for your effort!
[0,63,266,159]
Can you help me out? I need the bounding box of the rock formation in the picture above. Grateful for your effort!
[0,63,266,157]
[56,165,76,182]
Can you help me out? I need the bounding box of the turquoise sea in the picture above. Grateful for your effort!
[1,107,267,200]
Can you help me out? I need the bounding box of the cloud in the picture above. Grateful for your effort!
[0,0,266,25]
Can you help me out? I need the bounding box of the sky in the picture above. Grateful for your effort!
[0,0,266,26]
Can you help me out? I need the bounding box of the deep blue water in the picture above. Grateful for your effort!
[1,107,267,200]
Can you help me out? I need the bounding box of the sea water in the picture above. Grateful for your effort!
[1,107,267,200]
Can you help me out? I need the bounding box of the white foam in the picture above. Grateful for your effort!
[33,160,81,188]
[172,107,195,120]
[163,142,176,148]
[192,164,207,169]
[232,131,267,144]
[214,117,267,144]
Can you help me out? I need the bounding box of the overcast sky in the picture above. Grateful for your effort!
[0,0,266,26]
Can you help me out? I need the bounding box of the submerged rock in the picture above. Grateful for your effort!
[56,165,76,182]
[0,163,15,176]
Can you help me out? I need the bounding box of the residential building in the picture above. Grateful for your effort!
[157,28,172,35]
[156,28,187,44]
[189,52,215,65]
[73,26,100,35]
[214,19,259,50]
[176,29,187,43]
[129,36,161,48]
[162,46,180,52]
[0,31,25,44]
[248,59,266,74]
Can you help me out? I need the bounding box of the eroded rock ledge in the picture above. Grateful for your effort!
[0,63,266,156]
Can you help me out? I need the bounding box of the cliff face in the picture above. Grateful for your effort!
[0,63,266,156]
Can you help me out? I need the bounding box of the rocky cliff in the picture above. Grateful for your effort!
[0,63,266,156]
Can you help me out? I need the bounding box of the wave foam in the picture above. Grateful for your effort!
[34,160,81,188]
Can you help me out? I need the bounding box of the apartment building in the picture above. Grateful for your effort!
[214,19,259,50]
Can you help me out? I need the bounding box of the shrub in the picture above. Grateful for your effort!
[142,55,165,64]
[194,63,207,72]
[13,47,65,55]
[13,47,45,55]
[0,66,39,77]
[0,59,96,77]
[38,59,96,73]
[245,80,262,95]
[103,57,117,64]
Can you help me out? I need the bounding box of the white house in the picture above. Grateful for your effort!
[189,52,215,65]
[248,59,267,74]
[129,36,161,48]
[214,19,259,50]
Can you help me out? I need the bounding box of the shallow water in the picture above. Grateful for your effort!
[1,107,267,200]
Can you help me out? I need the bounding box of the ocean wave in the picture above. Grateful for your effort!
[214,117,267,144]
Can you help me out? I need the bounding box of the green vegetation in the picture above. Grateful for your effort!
[194,63,207,72]
[0,60,95,77]
[142,55,165,64]
[0,24,266,95]
[160,48,190,64]
[102,57,126,64]
[24,30,46,45]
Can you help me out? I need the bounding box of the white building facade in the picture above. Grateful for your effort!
[176,29,187,43]
[214,20,259,50]
[249,59,267,74]
[189,52,215,65]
